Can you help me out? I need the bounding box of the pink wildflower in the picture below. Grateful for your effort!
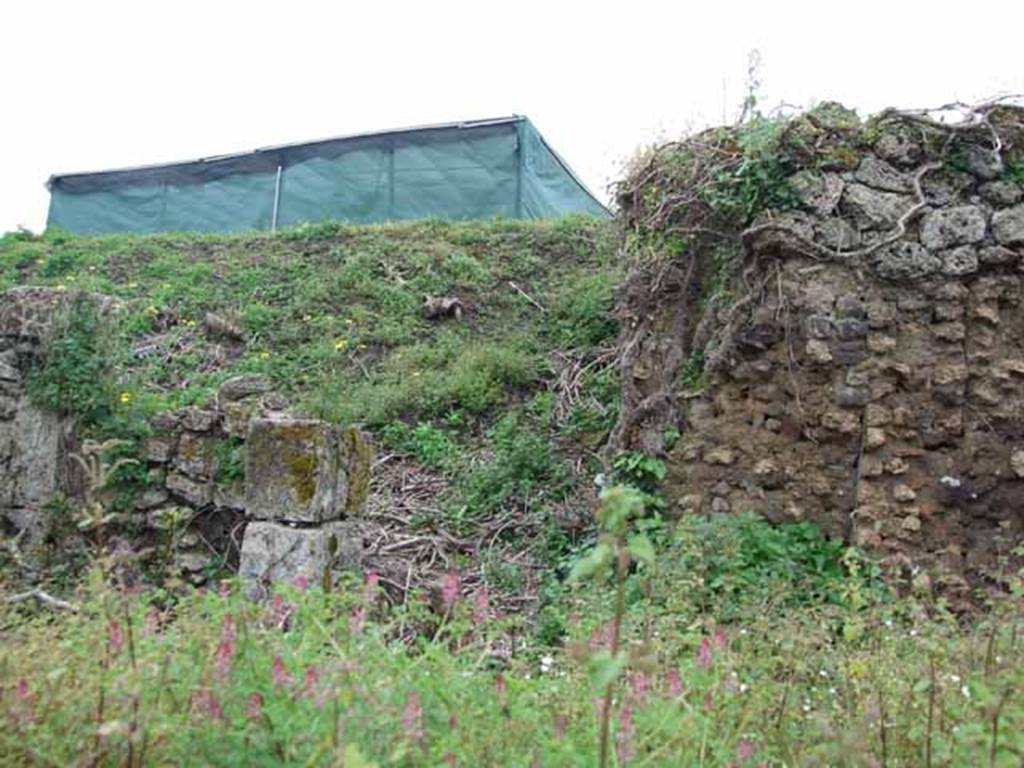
[222,613,237,643]
[218,581,231,600]
[108,619,125,655]
[616,705,635,765]
[192,689,225,721]
[441,571,460,612]
[304,666,320,695]
[143,608,161,637]
[349,605,365,636]
[363,570,380,602]
[246,692,264,721]
[697,636,713,669]
[588,622,613,652]
[473,586,490,625]
[553,712,569,740]
[272,655,292,689]
[214,640,234,678]
[268,593,294,628]
[714,625,728,650]
[738,738,757,761]
[11,678,34,726]
[402,691,425,750]
[214,614,237,678]
[628,671,650,707]
[495,673,508,708]
[666,669,684,698]
[293,575,310,592]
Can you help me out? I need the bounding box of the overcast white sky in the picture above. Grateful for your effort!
[3,1,1023,233]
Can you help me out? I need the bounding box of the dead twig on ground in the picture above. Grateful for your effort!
[5,589,79,613]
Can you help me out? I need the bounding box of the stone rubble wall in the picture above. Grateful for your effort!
[140,382,371,586]
[0,285,371,589]
[136,378,275,581]
[662,132,1024,598]
[0,288,81,545]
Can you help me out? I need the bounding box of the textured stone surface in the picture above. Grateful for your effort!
[245,417,349,523]
[789,171,844,215]
[614,122,1024,601]
[0,289,81,549]
[992,204,1024,245]
[841,184,914,229]
[854,156,911,193]
[919,206,987,250]
[873,242,941,281]
[218,374,272,403]
[979,181,1023,207]
[238,521,362,596]
[940,246,979,276]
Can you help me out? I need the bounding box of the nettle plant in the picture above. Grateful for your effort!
[569,484,655,768]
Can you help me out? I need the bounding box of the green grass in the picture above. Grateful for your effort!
[1,216,620,553]
[1,512,1021,767]
[6,212,1024,764]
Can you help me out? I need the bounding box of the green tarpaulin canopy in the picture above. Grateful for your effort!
[46,116,609,234]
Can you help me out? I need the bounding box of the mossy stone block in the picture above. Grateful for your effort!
[245,417,347,523]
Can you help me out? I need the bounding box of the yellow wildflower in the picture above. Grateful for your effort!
[334,338,349,352]
[119,392,133,404]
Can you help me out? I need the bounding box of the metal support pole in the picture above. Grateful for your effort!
[271,165,283,232]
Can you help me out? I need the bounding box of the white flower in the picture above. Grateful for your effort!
[540,655,555,674]
[961,685,971,699]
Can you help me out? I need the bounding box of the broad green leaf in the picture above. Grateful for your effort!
[569,541,613,581]
[588,650,628,688]
[627,533,656,567]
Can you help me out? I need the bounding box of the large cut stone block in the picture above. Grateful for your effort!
[238,520,362,595]
[245,417,349,523]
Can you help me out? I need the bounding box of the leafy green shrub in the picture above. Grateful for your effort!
[380,421,459,470]
[27,294,117,426]
[664,511,886,617]
[215,437,246,485]
[317,339,540,426]
[547,270,619,348]
[457,410,568,519]
[40,249,82,278]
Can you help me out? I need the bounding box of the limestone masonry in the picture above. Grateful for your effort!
[616,104,1024,600]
